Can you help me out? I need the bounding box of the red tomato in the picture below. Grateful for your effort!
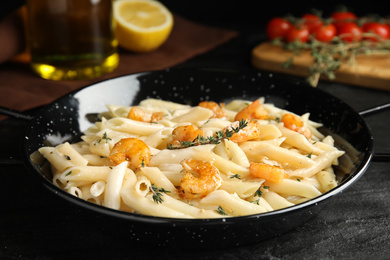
[266,17,292,40]
[331,10,357,31]
[362,22,390,41]
[331,11,356,21]
[338,22,362,42]
[302,13,323,33]
[285,25,310,43]
[313,23,337,42]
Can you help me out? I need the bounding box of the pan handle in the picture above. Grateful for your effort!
[0,106,31,165]
[358,102,390,162]
[358,102,390,117]
[0,106,33,121]
[372,153,390,162]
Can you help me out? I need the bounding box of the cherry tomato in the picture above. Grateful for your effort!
[285,25,310,43]
[331,11,356,21]
[331,10,357,31]
[302,13,323,33]
[338,22,362,42]
[266,17,292,40]
[362,22,390,41]
[312,23,337,42]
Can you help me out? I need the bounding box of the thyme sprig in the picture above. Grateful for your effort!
[97,132,112,143]
[274,34,390,87]
[215,206,228,215]
[167,119,248,150]
[150,184,170,204]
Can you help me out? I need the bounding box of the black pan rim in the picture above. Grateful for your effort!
[21,67,374,225]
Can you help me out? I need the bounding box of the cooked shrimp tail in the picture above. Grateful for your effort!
[198,101,226,118]
[225,120,261,143]
[128,106,163,122]
[281,113,312,139]
[235,100,269,121]
[109,137,151,169]
[179,159,222,199]
[249,162,288,183]
[168,125,204,147]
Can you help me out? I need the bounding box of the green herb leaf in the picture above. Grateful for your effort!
[167,119,248,149]
[97,132,112,143]
[229,174,241,179]
[215,206,228,215]
[150,184,171,204]
[255,188,263,197]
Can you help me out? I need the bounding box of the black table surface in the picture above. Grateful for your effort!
[1,4,390,259]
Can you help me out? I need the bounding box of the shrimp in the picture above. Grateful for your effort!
[198,101,226,118]
[225,120,261,143]
[179,159,222,199]
[249,162,288,183]
[169,124,204,147]
[109,138,151,169]
[127,106,163,122]
[281,113,312,139]
[234,100,269,121]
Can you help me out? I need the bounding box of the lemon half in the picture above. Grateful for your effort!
[114,0,173,53]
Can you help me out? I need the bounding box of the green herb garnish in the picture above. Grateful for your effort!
[215,206,228,216]
[97,132,112,143]
[230,174,241,179]
[150,184,170,204]
[167,119,248,149]
[254,188,263,197]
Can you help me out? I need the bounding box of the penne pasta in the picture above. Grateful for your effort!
[265,179,322,199]
[38,97,345,219]
[104,162,128,210]
[201,190,267,216]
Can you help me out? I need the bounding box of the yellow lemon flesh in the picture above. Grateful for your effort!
[114,0,173,53]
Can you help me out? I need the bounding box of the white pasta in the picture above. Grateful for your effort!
[90,181,106,197]
[265,179,322,199]
[104,162,128,210]
[262,190,295,210]
[201,190,267,216]
[38,97,345,219]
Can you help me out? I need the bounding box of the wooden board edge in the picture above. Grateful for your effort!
[251,43,390,91]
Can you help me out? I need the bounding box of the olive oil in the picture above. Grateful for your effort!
[26,0,118,80]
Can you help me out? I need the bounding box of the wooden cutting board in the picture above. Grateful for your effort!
[251,42,390,91]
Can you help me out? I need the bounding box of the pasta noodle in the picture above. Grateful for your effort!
[38,97,345,218]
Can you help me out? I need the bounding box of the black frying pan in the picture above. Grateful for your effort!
[1,68,389,249]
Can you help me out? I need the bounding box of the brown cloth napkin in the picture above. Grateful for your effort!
[0,13,238,117]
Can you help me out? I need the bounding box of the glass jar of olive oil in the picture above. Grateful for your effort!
[26,0,118,80]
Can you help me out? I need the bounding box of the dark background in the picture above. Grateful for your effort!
[1,1,390,260]
[4,1,390,24]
